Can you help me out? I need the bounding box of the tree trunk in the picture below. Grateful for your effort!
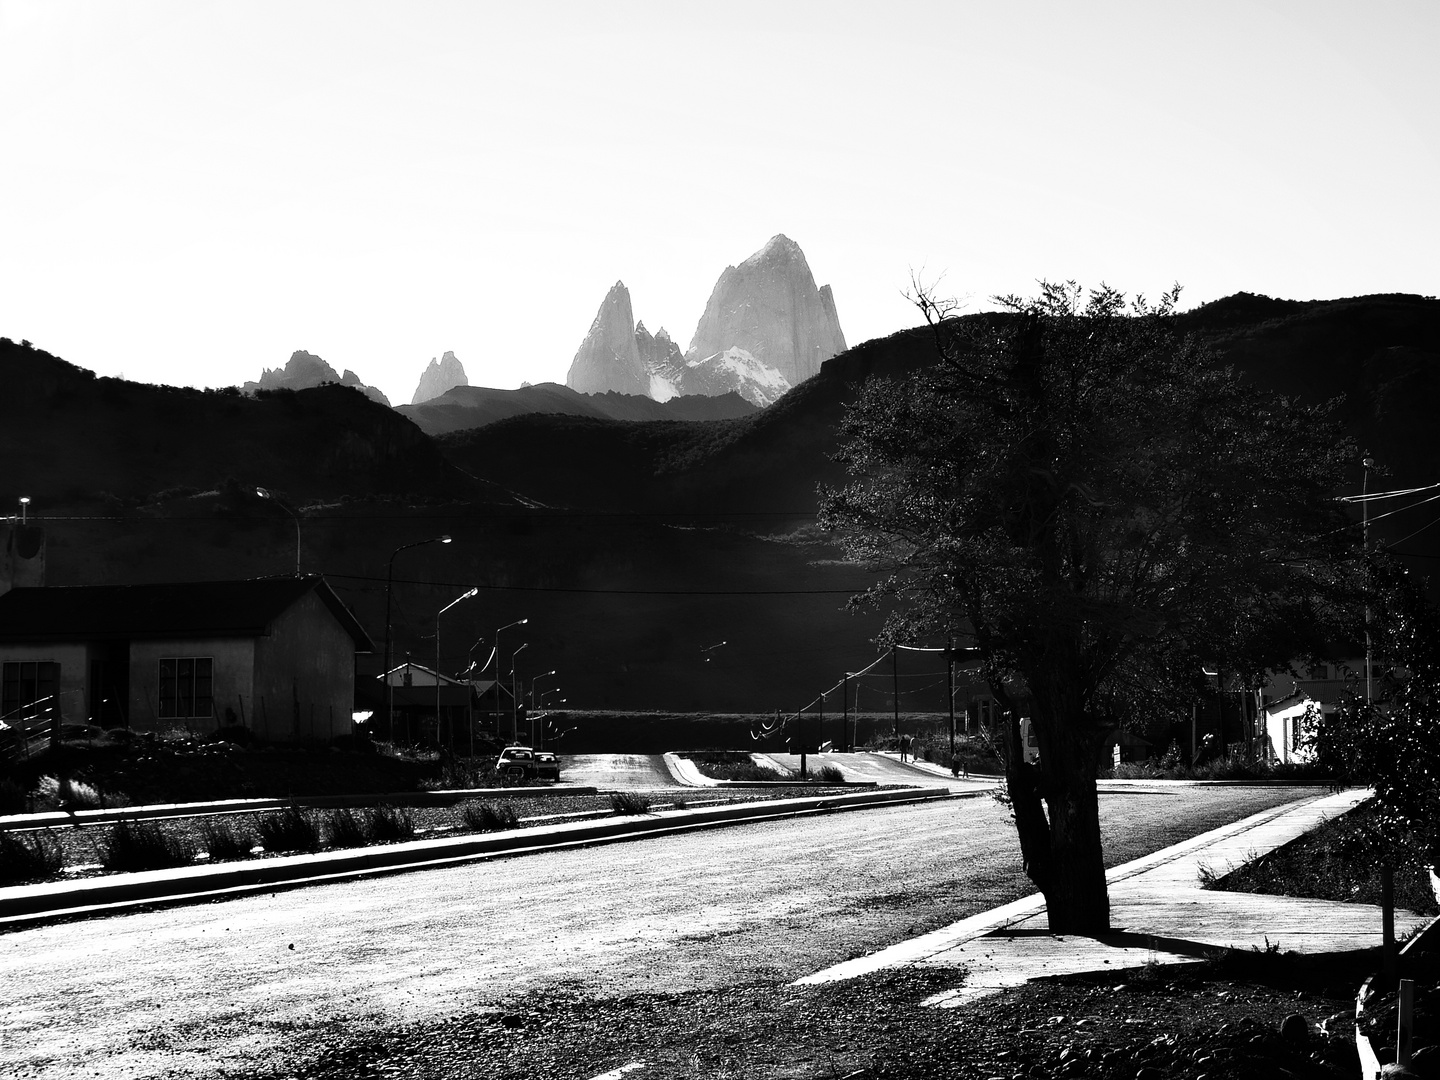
[1006,689,1111,934]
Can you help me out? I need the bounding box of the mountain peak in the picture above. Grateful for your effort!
[687,235,845,386]
[567,282,647,396]
[411,350,469,405]
[743,234,803,268]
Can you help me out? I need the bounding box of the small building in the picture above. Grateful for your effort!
[0,575,373,742]
[376,661,473,745]
[1259,659,1369,764]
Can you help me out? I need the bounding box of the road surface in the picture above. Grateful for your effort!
[557,753,679,790]
[0,784,1325,1079]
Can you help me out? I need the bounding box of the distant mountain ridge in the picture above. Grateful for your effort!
[242,350,391,407]
[397,380,756,436]
[565,235,846,407]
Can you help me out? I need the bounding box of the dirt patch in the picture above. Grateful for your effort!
[267,952,1372,1079]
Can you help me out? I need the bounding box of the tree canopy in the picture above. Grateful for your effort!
[1304,555,1440,856]
[819,282,1358,931]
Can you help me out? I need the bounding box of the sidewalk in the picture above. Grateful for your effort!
[797,789,1429,1005]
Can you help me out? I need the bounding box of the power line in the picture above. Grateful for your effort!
[323,571,871,597]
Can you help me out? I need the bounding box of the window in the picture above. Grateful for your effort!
[158,657,213,719]
[2,661,59,721]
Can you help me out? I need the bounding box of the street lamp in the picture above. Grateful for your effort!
[529,670,557,747]
[490,618,527,735]
[510,642,528,743]
[255,487,302,576]
[18,497,30,524]
[384,535,452,741]
[437,587,479,753]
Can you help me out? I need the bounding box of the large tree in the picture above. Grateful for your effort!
[819,282,1356,932]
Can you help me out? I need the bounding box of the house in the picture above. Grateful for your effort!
[0,575,373,742]
[374,661,473,745]
[1259,659,1371,764]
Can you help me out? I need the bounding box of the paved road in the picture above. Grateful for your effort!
[557,753,679,789]
[0,785,1326,1079]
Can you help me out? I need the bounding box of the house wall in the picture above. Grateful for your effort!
[0,641,88,725]
[251,590,355,742]
[127,637,255,733]
[1263,699,1320,764]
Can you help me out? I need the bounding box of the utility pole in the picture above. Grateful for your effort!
[1364,454,1374,705]
[842,673,850,752]
[947,640,956,762]
[891,646,899,736]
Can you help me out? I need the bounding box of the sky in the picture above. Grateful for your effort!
[2,0,1436,407]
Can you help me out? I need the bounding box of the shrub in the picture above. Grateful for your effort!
[101,820,196,872]
[329,733,376,755]
[0,829,63,884]
[610,791,652,815]
[0,778,28,814]
[326,808,368,849]
[35,776,106,810]
[207,724,255,747]
[693,761,792,782]
[366,804,414,842]
[463,802,519,832]
[813,765,846,784]
[257,807,321,853]
[199,819,255,862]
[426,759,490,790]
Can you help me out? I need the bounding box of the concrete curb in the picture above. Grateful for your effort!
[0,785,961,928]
[1355,903,1440,1077]
[0,786,597,831]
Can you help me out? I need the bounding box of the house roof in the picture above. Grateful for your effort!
[0,575,374,651]
[379,662,465,687]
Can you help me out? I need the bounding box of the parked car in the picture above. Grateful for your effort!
[495,746,561,782]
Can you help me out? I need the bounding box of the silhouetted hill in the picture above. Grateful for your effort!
[0,337,487,507]
[397,381,755,436]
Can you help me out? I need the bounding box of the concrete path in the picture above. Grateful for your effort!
[798,788,1429,1005]
[764,750,995,789]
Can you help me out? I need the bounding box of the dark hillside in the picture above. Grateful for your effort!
[0,338,482,506]
[398,381,755,436]
[1179,293,1440,490]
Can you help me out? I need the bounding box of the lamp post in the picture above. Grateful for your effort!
[510,642,528,743]
[18,496,30,523]
[436,587,479,753]
[491,618,527,735]
[255,487,302,575]
[529,670,557,746]
[384,535,452,742]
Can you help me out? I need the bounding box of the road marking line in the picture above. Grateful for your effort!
[588,1063,646,1080]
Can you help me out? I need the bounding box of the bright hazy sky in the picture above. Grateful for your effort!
[2,1,1436,406]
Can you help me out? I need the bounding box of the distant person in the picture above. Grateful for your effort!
[899,734,911,763]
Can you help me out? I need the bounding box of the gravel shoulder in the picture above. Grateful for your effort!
[0,783,1328,1080]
